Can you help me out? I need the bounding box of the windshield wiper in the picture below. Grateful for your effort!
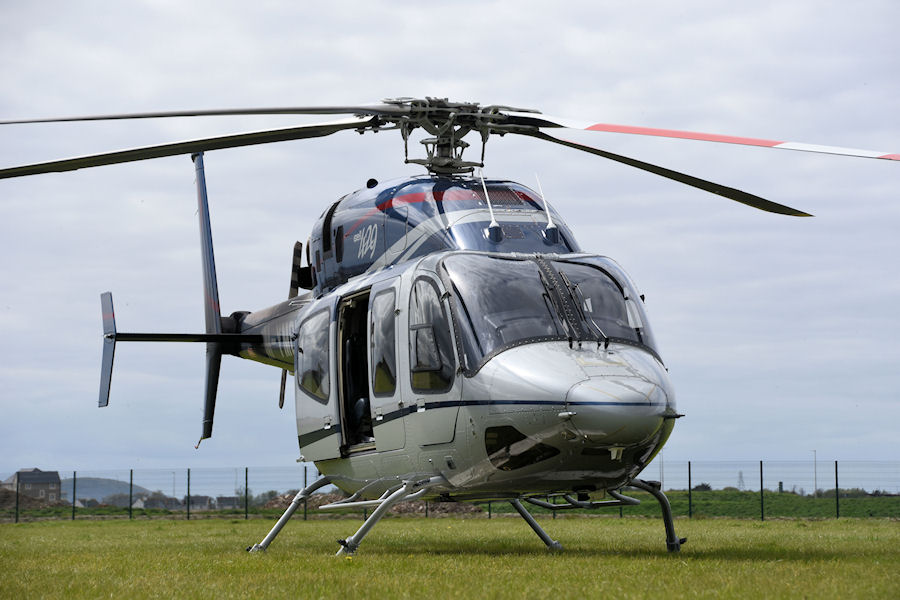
[537,269,576,344]
[559,271,610,349]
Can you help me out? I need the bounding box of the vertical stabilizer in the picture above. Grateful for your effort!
[193,152,223,445]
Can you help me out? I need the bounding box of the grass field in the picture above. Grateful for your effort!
[1,517,897,598]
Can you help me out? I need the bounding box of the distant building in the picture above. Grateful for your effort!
[1,468,61,502]
[216,496,241,510]
[132,492,182,510]
[184,495,215,511]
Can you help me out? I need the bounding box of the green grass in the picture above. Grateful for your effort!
[1,517,898,598]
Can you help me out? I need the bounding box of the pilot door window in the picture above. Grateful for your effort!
[409,278,455,392]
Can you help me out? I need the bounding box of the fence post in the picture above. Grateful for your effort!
[425,501,429,518]
[303,465,308,521]
[72,471,77,521]
[245,467,249,520]
[759,461,764,521]
[129,469,133,520]
[488,502,491,519]
[186,468,191,521]
[688,461,692,518]
[15,476,19,523]
[835,460,839,519]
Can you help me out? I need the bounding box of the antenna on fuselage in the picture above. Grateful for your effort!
[478,168,502,243]
[535,174,559,245]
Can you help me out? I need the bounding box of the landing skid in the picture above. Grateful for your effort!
[246,475,333,552]
[248,476,684,555]
[628,479,687,552]
[334,477,444,556]
[509,498,563,551]
[517,478,686,553]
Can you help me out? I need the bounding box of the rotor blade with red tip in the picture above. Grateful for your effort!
[0,116,376,179]
[504,112,900,162]
[519,130,812,216]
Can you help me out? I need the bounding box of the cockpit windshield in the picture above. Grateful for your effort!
[441,253,660,370]
[442,254,567,363]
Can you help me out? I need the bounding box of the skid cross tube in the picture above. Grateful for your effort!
[509,499,563,551]
[336,477,443,556]
[247,475,333,552]
[524,489,641,511]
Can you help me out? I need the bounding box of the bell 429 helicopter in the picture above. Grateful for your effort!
[1,98,896,555]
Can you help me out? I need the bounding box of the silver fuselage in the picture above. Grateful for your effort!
[293,251,677,502]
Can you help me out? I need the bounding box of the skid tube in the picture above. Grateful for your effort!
[246,475,333,552]
[522,478,686,553]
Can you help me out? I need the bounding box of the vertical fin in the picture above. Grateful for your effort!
[193,152,223,446]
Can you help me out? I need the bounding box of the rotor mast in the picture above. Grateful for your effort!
[389,97,538,175]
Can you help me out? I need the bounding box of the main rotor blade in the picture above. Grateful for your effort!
[505,112,899,162]
[520,130,812,216]
[0,117,376,179]
[0,104,408,125]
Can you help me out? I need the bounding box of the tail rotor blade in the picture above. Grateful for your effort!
[279,241,305,409]
[99,292,117,408]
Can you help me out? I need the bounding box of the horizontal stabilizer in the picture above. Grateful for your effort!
[98,292,263,408]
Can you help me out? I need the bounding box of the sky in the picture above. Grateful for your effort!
[1,1,898,480]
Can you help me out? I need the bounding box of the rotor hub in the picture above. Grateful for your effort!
[382,97,539,175]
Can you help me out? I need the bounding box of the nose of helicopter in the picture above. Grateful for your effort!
[564,368,672,446]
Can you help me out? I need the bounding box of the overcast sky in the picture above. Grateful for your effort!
[1,1,898,480]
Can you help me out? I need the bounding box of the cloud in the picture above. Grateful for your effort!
[0,1,898,478]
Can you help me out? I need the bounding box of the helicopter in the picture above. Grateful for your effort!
[1,97,896,555]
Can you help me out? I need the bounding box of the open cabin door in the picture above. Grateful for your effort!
[337,289,375,455]
[295,306,342,461]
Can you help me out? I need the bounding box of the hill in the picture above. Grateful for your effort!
[60,477,151,503]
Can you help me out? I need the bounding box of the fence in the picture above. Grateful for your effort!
[1,461,898,523]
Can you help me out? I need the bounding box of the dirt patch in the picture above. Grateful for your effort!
[263,491,483,515]
[0,488,68,510]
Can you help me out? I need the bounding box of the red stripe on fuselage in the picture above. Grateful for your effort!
[585,123,784,148]
[343,188,486,237]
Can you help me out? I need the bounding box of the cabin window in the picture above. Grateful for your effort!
[409,278,455,392]
[321,200,340,254]
[297,309,330,403]
[370,290,397,396]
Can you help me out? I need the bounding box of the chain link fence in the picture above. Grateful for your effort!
[2,461,898,522]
